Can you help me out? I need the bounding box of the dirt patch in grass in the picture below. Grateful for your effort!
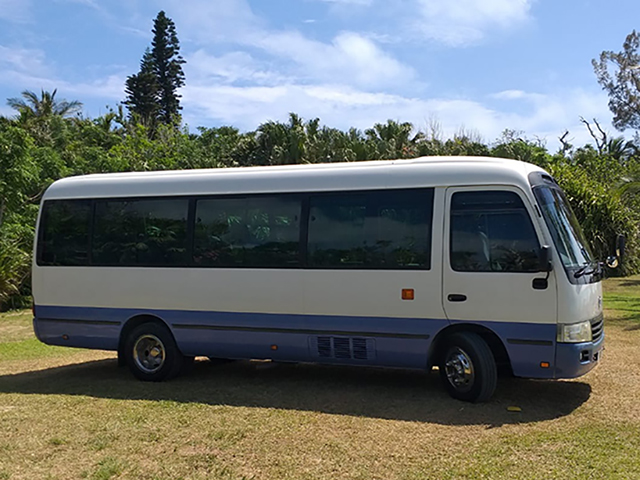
[0,277,638,479]
[0,311,33,344]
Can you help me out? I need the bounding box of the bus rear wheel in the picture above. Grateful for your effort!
[125,322,184,381]
[438,332,497,403]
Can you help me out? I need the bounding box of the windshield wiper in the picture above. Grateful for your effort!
[574,261,601,278]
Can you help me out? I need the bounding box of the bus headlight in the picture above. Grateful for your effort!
[557,321,592,343]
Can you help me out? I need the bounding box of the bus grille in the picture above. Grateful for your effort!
[316,336,372,360]
[591,314,604,342]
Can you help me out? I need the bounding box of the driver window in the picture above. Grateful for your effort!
[450,191,540,272]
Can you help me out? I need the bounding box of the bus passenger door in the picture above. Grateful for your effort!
[441,187,557,373]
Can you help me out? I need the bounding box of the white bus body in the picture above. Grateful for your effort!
[32,157,606,402]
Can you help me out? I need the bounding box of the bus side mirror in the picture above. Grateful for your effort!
[616,234,626,259]
[606,234,626,269]
[539,245,552,272]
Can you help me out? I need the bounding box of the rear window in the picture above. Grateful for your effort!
[38,200,91,266]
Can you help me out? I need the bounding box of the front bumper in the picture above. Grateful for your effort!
[555,332,605,379]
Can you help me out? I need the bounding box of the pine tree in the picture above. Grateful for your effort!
[123,11,185,126]
[151,11,185,124]
[124,49,159,126]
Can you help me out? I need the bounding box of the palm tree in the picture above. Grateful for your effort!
[616,175,640,198]
[365,120,423,159]
[605,137,637,163]
[7,89,83,119]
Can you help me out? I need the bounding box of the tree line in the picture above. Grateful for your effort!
[1,12,640,309]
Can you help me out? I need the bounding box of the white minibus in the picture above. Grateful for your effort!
[32,157,619,402]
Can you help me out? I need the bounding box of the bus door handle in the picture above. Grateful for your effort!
[447,294,467,302]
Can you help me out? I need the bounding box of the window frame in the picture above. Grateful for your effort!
[36,187,435,271]
[448,187,543,274]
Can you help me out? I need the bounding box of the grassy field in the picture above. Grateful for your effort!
[0,277,639,480]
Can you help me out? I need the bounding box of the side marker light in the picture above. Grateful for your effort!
[401,289,415,300]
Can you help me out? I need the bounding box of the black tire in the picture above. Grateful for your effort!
[124,322,184,382]
[438,332,497,403]
[117,345,127,368]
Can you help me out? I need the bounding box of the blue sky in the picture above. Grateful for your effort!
[1,0,638,148]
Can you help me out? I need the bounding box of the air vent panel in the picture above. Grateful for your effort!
[317,336,332,357]
[312,336,373,360]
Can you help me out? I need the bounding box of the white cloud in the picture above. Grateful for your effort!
[411,0,534,45]
[167,0,262,44]
[491,89,528,100]
[253,30,416,89]
[63,74,125,100]
[317,0,374,5]
[311,0,534,46]
[181,82,503,139]
[485,88,616,149]
[167,0,416,90]
[0,0,31,23]
[181,81,613,152]
[0,45,49,77]
[56,0,100,8]
[0,45,125,106]
[185,50,288,86]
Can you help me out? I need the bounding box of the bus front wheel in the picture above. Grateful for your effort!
[125,322,184,381]
[438,332,497,403]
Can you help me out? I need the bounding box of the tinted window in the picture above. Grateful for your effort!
[450,191,540,272]
[194,196,301,267]
[39,200,91,266]
[93,199,189,266]
[308,189,433,269]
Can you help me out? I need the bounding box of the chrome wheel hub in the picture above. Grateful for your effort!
[133,334,166,374]
[444,347,475,393]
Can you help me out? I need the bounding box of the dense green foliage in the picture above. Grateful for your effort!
[1,100,639,309]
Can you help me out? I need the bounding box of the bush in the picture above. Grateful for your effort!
[549,162,640,275]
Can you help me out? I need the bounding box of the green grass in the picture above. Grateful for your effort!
[89,457,126,480]
[0,276,638,479]
[0,338,77,361]
[0,310,80,361]
[603,276,640,324]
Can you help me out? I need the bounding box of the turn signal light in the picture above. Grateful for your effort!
[401,289,415,300]
[540,362,550,369]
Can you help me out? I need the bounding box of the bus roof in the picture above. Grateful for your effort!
[42,156,546,200]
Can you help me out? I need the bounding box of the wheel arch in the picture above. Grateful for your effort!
[117,314,173,366]
[428,323,512,374]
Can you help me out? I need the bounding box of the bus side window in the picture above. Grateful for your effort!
[450,191,540,273]
[92,199,189,266]
[307,189,433,269]
[38,200,92,266]
[193,196,301,268]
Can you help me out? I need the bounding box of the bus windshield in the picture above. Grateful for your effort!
[533,187,594,269]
